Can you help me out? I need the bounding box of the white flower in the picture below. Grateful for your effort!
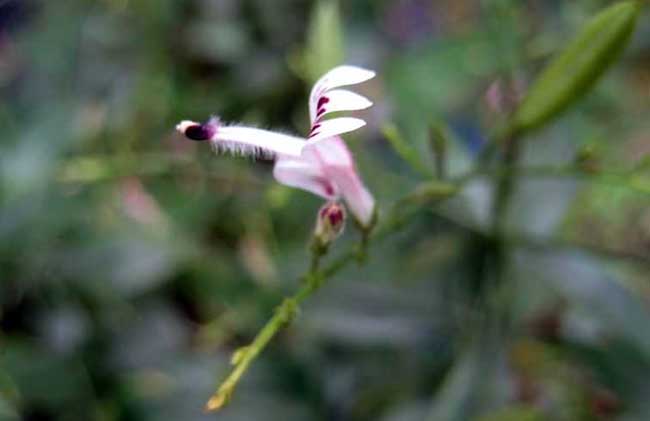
[177,65,376,226]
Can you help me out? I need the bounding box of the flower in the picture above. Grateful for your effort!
[176,65,376,227]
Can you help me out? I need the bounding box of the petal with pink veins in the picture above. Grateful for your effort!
[308,117,366,143]
[309,65,376,122]
[313,89,373,121]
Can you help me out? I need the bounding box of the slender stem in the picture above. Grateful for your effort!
[429,124,448,180]
[490,136,521,236]
[204,184,460,411]
[355,225,371,263]
[482,131,523,353]
[205,282,315,411]
[309,239,328,273]
[205,235,330,412]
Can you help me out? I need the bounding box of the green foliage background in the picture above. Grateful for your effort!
[1,0,649,420]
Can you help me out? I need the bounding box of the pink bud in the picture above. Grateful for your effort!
[314,202,346,246]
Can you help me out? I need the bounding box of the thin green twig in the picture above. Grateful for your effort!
[203,181,460,411]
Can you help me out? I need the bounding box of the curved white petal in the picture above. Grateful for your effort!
[308,117,366,144]
[215,126,306,157]
[311,89,373,122]
[309,66,376,122]
[272,156,338,199]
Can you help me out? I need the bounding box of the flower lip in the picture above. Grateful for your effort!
[176,119,218,141]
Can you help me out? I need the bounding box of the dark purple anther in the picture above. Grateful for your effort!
[184,123,216,141]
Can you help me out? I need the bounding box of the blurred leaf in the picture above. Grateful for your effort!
[303,0,344,83]
[510,1,640,137]
[0,341,92,410]
[185,20,251,64]
[0,396,19,421]
[0,369,20,417]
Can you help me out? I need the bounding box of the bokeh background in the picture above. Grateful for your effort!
[1,0,650,420]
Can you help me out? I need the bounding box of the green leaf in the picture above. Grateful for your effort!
[510,1,640,137]
[303,0,344,83]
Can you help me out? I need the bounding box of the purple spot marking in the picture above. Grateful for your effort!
[309,123,321,135]
[317,96,330,110]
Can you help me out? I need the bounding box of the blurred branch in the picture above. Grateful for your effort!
[465,164,650,197]
[430,207,650,267]
[57,153,265,187]
[429,123,449,180]
[57,153,185,183]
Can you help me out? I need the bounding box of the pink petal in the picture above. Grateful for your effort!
[272,136,375,226]
[328,164,375,227]
[272,156,338,199]
[309,66,376,123]
[312,137,375,226]
[307,117,366,143]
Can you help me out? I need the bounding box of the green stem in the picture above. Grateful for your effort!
[205,183,460,411]
[485,131,522,345]
[429,124,448,180]
[205,237,329,411]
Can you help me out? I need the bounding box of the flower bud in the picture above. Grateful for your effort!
[314,201,346,247]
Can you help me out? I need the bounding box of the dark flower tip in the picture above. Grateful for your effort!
[184,123,215,141]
